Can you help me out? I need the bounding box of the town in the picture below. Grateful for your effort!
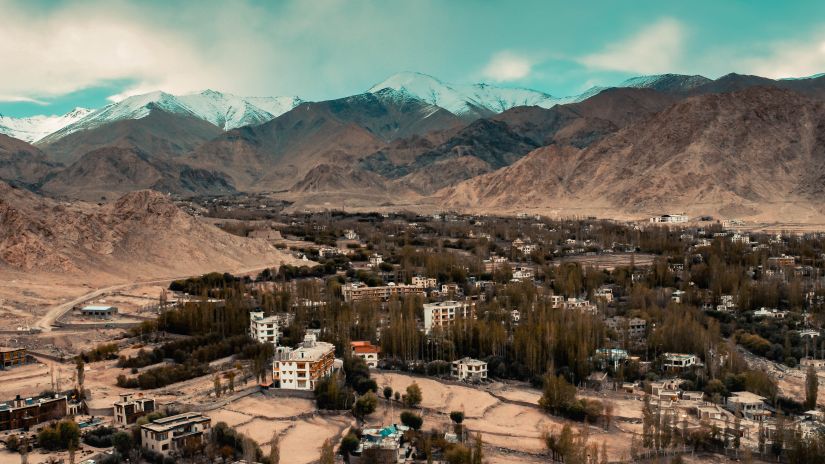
[2,207,825,464]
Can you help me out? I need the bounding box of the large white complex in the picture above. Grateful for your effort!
[650,213,688,224]
[423,300,475,334]
[272,334,336,390]
[341,282,426,302]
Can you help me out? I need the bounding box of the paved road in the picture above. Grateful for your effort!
[34,263,283,332]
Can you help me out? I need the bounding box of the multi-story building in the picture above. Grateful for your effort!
[423,300,475,334]
[368,254,384,269]
[350,341,380,368]
[594,286,614,303]
[0,394,69,431]
[140,412,212,456]
[604,317,647,340]
[451,358,487,381]
[341,283,425,303]
[725,392,768,421]
[483,256,509,273]
[0,347,27,369]
[768,254,796,267]
[113,393,155,427]
[272,334,336,390]
[663,353,697,370]
[249,311,283,346]
[650,213,688,224]
[411,276,437,289]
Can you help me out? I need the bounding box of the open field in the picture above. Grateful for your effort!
[551,253,657,270]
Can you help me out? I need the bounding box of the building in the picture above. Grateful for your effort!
[604,317,647,340]
[272,334,336,390]
[344,230,359,240]
[341,283,425,303]
[753,307,787,319]
[725,392,768,421]
[586,371,609,391]
[768,255,796,267]
[350,341,380,368]
[562,297,597,314]
[368,254,384,269]
[650,213,688,224]
[511,266,534,281]
[140,412,212,456]
[483,256,509,273]
[79,305,118,319]
[451,358,488,381]
[349,424,413,464]
[594,286,614,303]
[249,311,283,346]
[0,394,69,431]
[593,348,628,369]
[0,347,27,369]
[663,353,698,370]
[423,300,475,334]
[113,393,155,427]
[411,276,437,289]
[671,289,686,304]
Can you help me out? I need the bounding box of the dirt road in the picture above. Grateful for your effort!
[35,263,288,332]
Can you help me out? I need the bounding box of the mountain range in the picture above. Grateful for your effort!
[3,71,825,222]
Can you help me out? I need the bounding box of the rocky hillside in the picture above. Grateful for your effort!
[443,87,825,220]
[0,183,293,277]
[0,134,59,187]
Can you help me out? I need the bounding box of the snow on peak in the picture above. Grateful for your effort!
[0,108,93,143]
[618,74,711,92]
[368,72,560,116]
[37,91,303,144]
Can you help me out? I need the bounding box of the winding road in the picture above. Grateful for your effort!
[34,263,286,332]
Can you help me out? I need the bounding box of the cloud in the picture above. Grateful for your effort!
[482,51,534,81]
[578,18,686,74]
[737,34,825,79]
[0,0,445,103]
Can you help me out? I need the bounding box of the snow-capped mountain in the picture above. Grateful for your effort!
[368,72,562,118]
[0,108,92,143]
[38,90,302,144]
[617,74,712,93]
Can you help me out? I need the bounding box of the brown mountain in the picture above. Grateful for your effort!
[0,183,293,277]
[38,109,224,165]
[187,90,462,191]
[361,87,678,193]
[0,134,59,187]
[442,86,825,222]
[41,147,234,201]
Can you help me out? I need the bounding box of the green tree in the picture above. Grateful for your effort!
[538,374,576,415]
[400,411,423,430]
[111,432,132,455]
[383,386,393,400]
[404,382,423,408]
[340,433,359,459]
[353,392,378,424]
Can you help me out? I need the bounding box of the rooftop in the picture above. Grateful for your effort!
[141,412,209,432]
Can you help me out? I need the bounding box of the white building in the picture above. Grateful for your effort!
[140,412,211,456]
[249,311,282,346]
[451,357,488,381]
[753,307,787,319]
[423,301,475,334]
[650,213,688,224]
[725,391,768,421]
[350,341,380,368]
[368,254,384,268]
[344,230,359,240]
[663,353,697,370]
[272,334,336,390]
[594,286,614,302]
[511,266,534,281]
[671,289,686,304]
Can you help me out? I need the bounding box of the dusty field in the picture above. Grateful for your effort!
[205,394,351,464]
[372,372,639,462]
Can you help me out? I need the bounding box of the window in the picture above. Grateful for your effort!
[162,444,169,451]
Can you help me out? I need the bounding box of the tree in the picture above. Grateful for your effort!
[353,392,378,424]
[319,438,335,464]
[383,386,393,400]
[641,395,654,449]
[340,433,359,459]
[471,433,483,464]
[75,359,85,396]
[806,364,819,410]
[538,374,576,415]
[111,432,132,454]
[400,411,423,430]
[214,375,222,398]
[404,382,423,408]
[269,431,280,464]
[450,410,465,436]
[227,371,236,393]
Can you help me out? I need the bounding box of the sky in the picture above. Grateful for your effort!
[3,0,825,117]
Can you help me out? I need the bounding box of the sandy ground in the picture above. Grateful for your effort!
[372,372,639,462]
[551,253,657,270]
[205,394,351,464]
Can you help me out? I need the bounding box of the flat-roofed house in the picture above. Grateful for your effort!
[451,358,487,381]
[140,412,211,456]
[423,300,475,334]
[663,353,697,370]
[113,393,155,427]
[272,334,336,390]
[725,391,768,421]
[0,394,69,431]
[80,305,118,319]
